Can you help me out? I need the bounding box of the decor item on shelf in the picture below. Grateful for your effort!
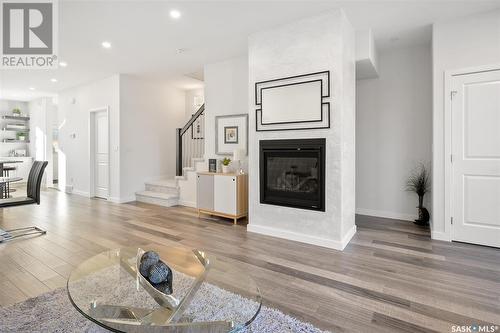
[221,157,231,173]
[255,71,331,131]
[233,148,245,175]
[14,149,26,157]
[406,163,431,226]
[138,250,173,295]
[16,132,27,141]
[215,114,248,155]
[208,159,217,173]
[6,123,27,130]
[12,108,21,116]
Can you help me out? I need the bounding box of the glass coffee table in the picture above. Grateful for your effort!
[67,245,262,333]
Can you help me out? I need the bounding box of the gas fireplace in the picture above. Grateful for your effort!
[260,139,325,211]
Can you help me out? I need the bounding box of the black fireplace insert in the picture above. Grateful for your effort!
[260,139,325,211]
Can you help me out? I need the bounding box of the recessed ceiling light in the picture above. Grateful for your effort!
[169,9,181,19]
[59,61,68,67]
[51,78,58,83]
[29,87,35,91]
[101,41,112,49]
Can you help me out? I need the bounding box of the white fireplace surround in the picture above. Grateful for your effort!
[247,9,356,251]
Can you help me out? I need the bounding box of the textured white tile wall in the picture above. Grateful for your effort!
[247,9,356,250]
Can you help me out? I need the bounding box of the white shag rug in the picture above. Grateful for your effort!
[0,265,330,333]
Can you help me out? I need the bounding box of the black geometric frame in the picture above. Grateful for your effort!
[256,103,330,132]
[255,71,330,105]
[254,71,331,132]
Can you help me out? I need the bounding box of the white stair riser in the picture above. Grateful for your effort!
[145,184,179,195]
[136,193,178,207]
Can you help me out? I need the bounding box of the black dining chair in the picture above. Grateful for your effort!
[0,161,48,242]
[2,165,17,198]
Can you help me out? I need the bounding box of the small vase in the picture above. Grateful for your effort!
[222,165,230,173]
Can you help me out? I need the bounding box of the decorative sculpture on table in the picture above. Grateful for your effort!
[138,250,173,295]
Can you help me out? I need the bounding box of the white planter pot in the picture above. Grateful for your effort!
[222,165,230,173]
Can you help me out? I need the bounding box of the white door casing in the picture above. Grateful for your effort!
[451,69,500,248]
[90,108,109,199]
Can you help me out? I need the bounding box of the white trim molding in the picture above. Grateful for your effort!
[178,200,196,208]
[431,230,451,242]
[356,208,416,222]
[109,196,136,204]
[71,189,90,197]
[247,224,356,251]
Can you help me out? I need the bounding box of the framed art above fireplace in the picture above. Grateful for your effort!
[259,138,325,211]
[254,71,330,132]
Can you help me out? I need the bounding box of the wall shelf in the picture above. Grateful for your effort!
[2,115,30,121]
[2,140,30,144]
[2,128,29,132]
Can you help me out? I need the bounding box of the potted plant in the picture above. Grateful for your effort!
[221,157,231,173]
[406,163,431,226]
[12,108,21,116]
[16,131,27,141]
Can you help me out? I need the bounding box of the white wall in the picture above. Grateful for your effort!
[247,10,356,250]
[29,97,57,187]
[119,75,185,201]
[356,29,379,79]
[356,44,432,221]
[184,88,204,121]
[58,75,121,199]
[58,74,185,203]
[204,56,249,161]
[432,10,500,240]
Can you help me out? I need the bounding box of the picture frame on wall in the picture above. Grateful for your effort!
[224,126,238,144]
[191,116,204,139]
[215,114,248,155]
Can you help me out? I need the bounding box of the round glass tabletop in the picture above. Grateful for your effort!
[67,246,261,333]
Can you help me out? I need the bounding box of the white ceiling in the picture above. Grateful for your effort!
[1,0,499,101]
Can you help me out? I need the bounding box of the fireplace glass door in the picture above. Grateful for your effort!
[260,139,325,211]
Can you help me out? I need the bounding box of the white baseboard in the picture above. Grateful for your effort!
[431,230,451,242]
[109,196,136,204]
[247,224,356,251]
[178,200,196,208]
[355,208,416,222]
[71,189,90,197]
[341,225,357,250]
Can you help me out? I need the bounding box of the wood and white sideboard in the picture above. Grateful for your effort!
[196,172,248,224]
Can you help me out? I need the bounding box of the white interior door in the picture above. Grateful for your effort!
[94,110,109,199]
[451,69,500,248]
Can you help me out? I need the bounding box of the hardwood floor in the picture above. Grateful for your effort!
[0,188,499,332]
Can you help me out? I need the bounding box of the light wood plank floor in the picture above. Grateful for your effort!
[0,188,499,332]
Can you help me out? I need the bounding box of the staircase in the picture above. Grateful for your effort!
[135,105,205,207]
[135,179,180,207]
